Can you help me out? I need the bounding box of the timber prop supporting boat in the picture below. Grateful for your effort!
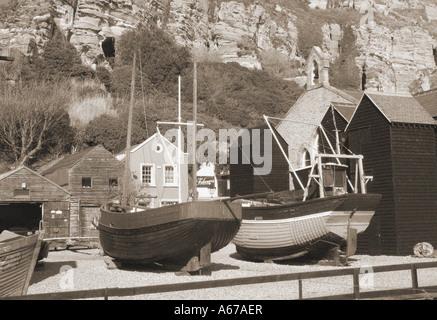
[0,230,44,297]
[99,201,241,265]
[232,116,382,262]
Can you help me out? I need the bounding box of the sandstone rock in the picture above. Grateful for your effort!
[426,4,437,21]
[355,23,436,93]
[0,0,436,94]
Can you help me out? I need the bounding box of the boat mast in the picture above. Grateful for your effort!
[192,62,198,201]
[177,75,182,203]
[123,50,136,206]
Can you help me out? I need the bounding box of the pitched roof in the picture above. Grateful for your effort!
[0,166,70,194]
[341,90,364,102]
[331,102,356,122]
[414,88,437,118]
[40,146,102,175]
[116,132,187,161]
[365,92,436,126]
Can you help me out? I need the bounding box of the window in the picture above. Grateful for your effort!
[82,177,92,188]
[109,178,118,188]
[312,60,319,85]
[303,149,311,167]
[164,165,176,185]
[141,164,154,185]
[161,200,178,207]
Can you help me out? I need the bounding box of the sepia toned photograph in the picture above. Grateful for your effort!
[0,0,436,308]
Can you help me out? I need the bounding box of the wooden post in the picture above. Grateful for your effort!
[298,278,303,300]
[354,161,359,193]
[411,264,418,293]
[123,51,136,206]
[353,269,360,299]
[192,62,198,201]
[317,155,325,198]
[177,75,182,204]
[358,158,366,194]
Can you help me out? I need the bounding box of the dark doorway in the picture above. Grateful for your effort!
[102,37,115,59]
[433,47,437,66]
[0,203,42,234]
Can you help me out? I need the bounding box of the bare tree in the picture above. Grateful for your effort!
[0,81,72,166]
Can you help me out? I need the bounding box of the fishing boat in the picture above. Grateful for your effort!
[0,230,44,297]
[99,201,241,264]
[98,60,242,269]
[232,116,382,262]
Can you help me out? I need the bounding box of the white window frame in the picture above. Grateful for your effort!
[140,163,156,186]
[302,149,312,167]
[163,164,177,187]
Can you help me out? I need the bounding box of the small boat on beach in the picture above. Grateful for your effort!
[232,116,382,262]
[233,192,381,261]
[0,230,44,297]
[99,201,241,265]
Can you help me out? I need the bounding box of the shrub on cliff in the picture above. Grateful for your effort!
[329,25,361,90]
[113,24,191,97]
[180,62,304,127]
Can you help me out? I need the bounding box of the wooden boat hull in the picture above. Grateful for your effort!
[0,231,44,297]
[99,201,242,264]
[233,193,381,261]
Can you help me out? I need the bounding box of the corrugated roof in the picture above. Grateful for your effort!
[366,92,436,125]
[414,88,437,118]
[40,146,99,175]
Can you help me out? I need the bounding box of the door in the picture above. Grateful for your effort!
[43,201,70,238]
[79,205,100,238]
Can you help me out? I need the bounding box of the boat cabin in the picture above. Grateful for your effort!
[321,162,348,196]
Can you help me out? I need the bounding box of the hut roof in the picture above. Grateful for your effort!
[414,88,437,119]
[40,145,103,176]
[365,92,436,126]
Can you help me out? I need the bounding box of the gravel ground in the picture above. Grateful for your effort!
[27,244,437,300]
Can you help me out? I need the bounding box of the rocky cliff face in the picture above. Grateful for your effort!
[1,0,436,93]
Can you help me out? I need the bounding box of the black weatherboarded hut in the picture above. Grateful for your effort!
[346,92,437,255]
[229,125,289,197]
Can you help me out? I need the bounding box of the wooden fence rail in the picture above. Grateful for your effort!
[3,261,437,300]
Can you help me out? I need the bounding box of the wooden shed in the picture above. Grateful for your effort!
[230,125,289,197]
[40,145,123,243]
[0,166,70,237]
[345,92,437,255]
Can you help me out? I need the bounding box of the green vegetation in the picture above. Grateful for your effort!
[0,81,75,165]
[1,19,304,168]
[329,25,361,90]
